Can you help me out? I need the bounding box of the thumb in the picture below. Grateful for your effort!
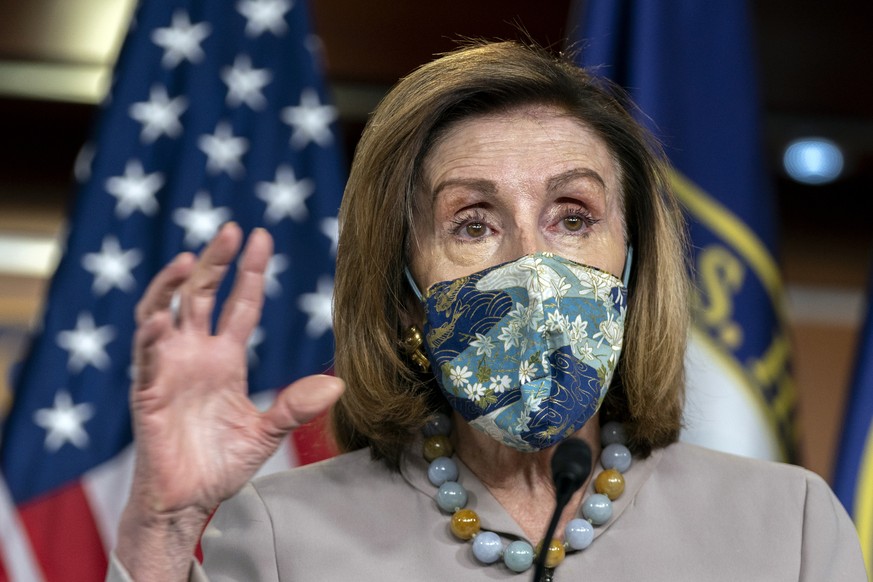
[261,374,345,436]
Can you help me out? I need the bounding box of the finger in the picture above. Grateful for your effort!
[132,310,174,391]
[217,228,273,343]
[261,375,345,438]
[178,222,243,334]
[135,253,196,326]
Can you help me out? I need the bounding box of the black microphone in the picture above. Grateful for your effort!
[531,438,593,582]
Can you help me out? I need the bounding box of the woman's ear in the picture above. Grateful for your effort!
[399,284,425,329]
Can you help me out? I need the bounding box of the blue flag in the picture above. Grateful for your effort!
[834,269,873,576]
[0,0,344,579]
[575,1,797,461]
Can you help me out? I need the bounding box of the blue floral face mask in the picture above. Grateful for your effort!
[407,252,629,452]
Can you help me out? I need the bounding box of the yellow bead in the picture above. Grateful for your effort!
[423,435,453,462]
[594,469,625,500]
[535,539,566,569]
[450,508,480,540]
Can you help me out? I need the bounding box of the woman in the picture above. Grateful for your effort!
[109,42,865,581]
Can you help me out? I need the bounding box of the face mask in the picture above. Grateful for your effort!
[407,252,629,452]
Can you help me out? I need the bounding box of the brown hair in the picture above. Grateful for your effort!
[331,40,691,465]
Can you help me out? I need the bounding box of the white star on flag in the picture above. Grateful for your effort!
[221,55,272,110]
[247,326,265,365]
[304,34,324,59]
[255,165,314,223]
[281,88,338,149]
[297,276,333,338]
[81,236,143,296]
[56,313,115,373]
[32,391,95,452]
[151,10,212,68]
[237,0,291,37]
[129,85,188,143]
[198,122,250,178]
[105,160,164,218]
[264,253,289,298]
[74,143,95,183]
[320,216,339,256]
[173,191,232,248]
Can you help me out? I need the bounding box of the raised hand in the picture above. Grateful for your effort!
[115,223,343,579]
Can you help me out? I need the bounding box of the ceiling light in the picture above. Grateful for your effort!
[783,138,844,185]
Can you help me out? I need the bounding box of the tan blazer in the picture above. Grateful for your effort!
[108,442,867,581]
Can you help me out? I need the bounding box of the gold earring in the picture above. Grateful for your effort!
[402,325,430,372]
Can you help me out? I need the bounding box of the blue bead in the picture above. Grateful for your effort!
[427,457,459,486]
[423,412,452,437]
[564,518,594,550]
[503,540,534,572]
[436,481,467,512]
[601,443,632,472]
[582,493,613,525]
[600,421,627,446]
[472,531,503,564]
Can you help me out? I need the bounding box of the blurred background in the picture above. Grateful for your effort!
[0,0,870,482]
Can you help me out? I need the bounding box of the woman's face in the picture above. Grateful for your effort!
[409,105,627,292]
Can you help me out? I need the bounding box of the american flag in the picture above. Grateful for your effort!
[0,0,345,579]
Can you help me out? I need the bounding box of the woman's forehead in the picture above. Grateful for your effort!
[422,105,621,196]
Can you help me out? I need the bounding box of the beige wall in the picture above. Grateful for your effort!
[794,322,863,479]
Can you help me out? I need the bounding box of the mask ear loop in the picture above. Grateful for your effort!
[621,246,634,288]
[404,267,424,302]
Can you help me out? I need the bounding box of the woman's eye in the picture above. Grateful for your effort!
[563,215,584,232]
[556,204,598,234]
[449,209,492,239]
[465,222,487,237]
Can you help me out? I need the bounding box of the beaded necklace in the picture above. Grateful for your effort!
[421,414,632,579]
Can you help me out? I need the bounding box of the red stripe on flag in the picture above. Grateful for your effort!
[291,412,337,466]
[18,481,108,582]
[0,553,9,582]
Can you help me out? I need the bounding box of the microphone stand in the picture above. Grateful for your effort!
[531,439,592,582]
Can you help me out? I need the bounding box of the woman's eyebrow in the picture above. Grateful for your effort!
[431,169,605,201]
[547,168,606,192]
[431,178,498,200]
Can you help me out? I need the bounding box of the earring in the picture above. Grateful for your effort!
[402,325,430,372]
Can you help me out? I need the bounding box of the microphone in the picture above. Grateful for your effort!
[531,438,593,582]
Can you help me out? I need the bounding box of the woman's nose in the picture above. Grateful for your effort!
[505,221,547,260]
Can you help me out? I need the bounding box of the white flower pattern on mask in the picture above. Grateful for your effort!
[519,256,565,304]
[449,365,472,387]
[572,265,613,303]
[574,339,595,362]
[489,374,511,393]
[498,322,523,351]
[551,276,572,300]
[464,382,486,402]
[593,310,623,364]
[514,412,531,434]
[539,310,567,336]
[525,393,545,413]
[508,301,543,331]
[566,315,591,359]
[518,360,537,384]
[469,333,495,357]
